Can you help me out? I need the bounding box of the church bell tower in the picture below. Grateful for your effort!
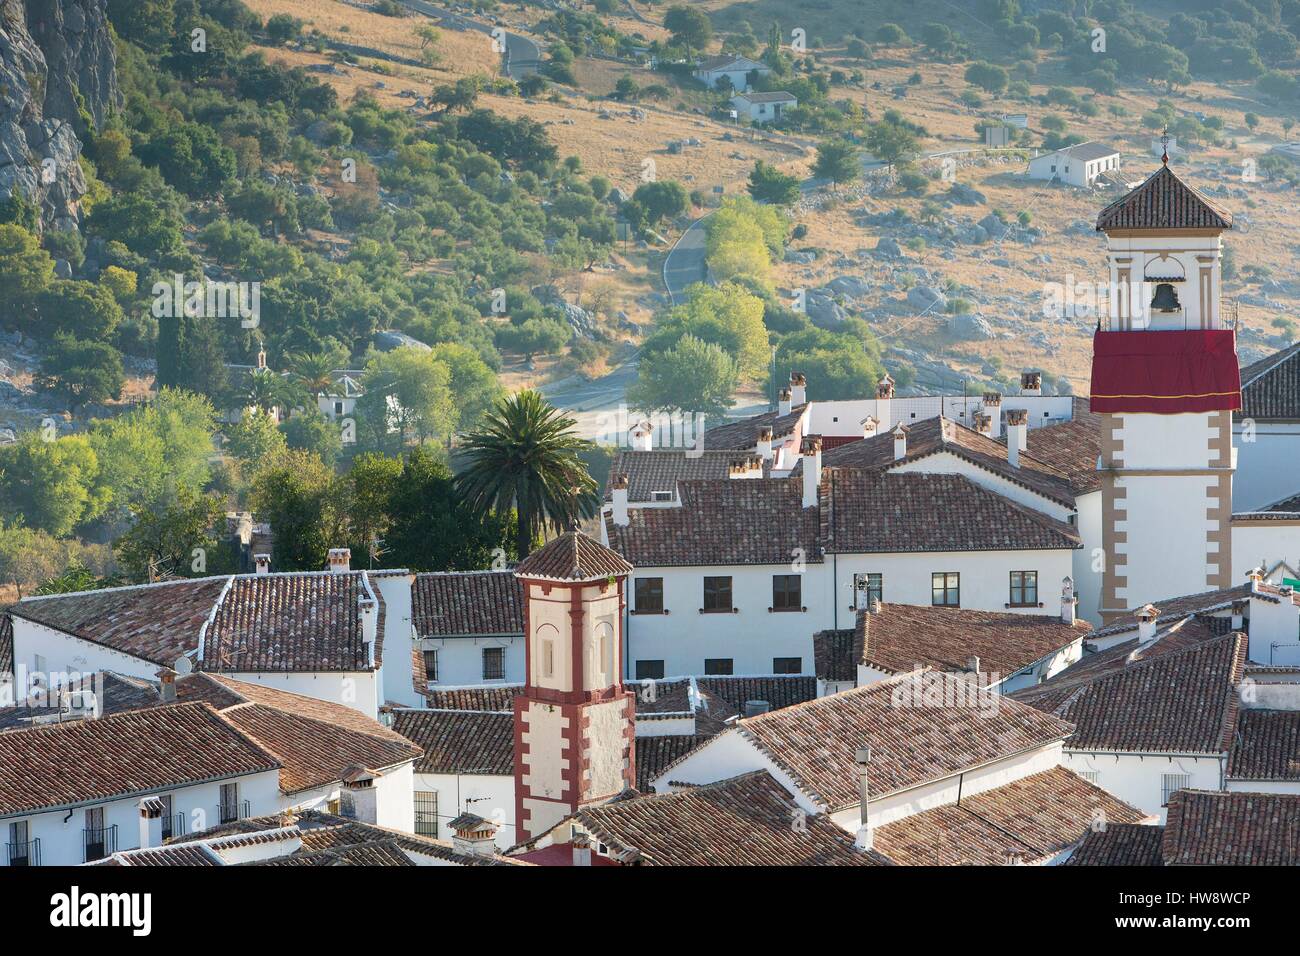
[1091,150,1241,623]
[512,529,636,842]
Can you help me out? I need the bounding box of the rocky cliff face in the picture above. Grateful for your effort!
[0,0,120,231]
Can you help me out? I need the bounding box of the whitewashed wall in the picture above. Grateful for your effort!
[1062,751,1222,823]
[414,772,516,848]
[423,637,525,688]
[1233,423,1300,511]
[224,671,378,720]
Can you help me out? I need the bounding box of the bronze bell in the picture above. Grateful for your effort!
[1150,282,1181,313]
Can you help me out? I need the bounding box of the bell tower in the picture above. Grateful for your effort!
[1091,154,1241,623]
[512,529,636,842]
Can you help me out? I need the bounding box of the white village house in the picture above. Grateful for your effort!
[1027,141,1121,186]
[693,54,770,92]
[731,91,797,123]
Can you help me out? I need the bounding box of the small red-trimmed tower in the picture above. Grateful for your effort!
[512,528,636,842]
[1091,149,1241,623]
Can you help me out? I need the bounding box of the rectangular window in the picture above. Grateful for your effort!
[1161,773,1191,807]
[635,577,664,613]
[651,490,673,502]
[219,783,240,823]
[932,572,960,607]
[773,657,801,674]
[483,647,506,681]
[636,660,665,680]
[703,576,733,612]
[1009,571,1039,607]
[704,658,734,675]
[423,649,439,683]
[772,574,802,611]
[84,806,111,862]
[159,794,174,841]
[541,640,554,679]
[415,791,438,838]
[854,572,883,608]
[7,820,32,867]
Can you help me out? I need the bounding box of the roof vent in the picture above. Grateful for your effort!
[743,699,770,717]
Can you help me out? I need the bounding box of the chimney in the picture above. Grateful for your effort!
[1005,409,1028,467]
[973,412,992,437]
[339,766,379,824]
[254,553,271,575]
[1060,576,1076,626]
[571,831,593,866]
[892,423,908,461]
[611,472,630,526]
[778,387,792,417]
[982,392,1002,438]
[450,814,500,858]
[1020,371,1042,397]
[1231,599,1247,632]
[328,547,351,573]
[861,415,879,439]
[1247,567,1264,593]
[968,655,981,674]
[1135,604,1160,644]
[138,797,165,850]
[875,374,894,432]
[800,436,822,509]
[360,597,377,653]
[628,420,653,452]
[729,456,762,479]
[1004,849,1025,866]
[756,425,774,461]
[789,372,807,406]
[854,746,873,851]
[156,667,177,703]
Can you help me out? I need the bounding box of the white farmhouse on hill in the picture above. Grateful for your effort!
[731,91,797,123]
[693,54,770,92]
[1027,141,1120,186]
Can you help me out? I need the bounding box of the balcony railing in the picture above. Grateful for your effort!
[1220,296,1239,330]
[83,825,118,863]
[217,800,250,824]
[161,812,187,842]
[6,838,40,867]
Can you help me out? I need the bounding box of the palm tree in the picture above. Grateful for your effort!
[455,390,598,559]
[243,369,285,415]
[289,351,340,396]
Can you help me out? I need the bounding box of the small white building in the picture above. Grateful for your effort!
[731,91,797,123]
[413,571,525,687]
[693,54,770,92]
[1027,141,1120,186]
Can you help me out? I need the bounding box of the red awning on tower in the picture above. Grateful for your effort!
[1089,329,1242,413]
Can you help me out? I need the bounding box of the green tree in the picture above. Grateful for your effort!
[964,61,1008,94]
[266,13,303,45]
[646,281,770,381]
[344,452,404,566]
[0,224,55,315]
[865,120,919,171]
[249,449,346,570]
[357,347,455,451]
[664,5,714,55]
[0,520,68,598]
[34,279,124,340]
[631,180,689,227]
[114,487,226,582]
[455,390,598,558]
[35,335,125,410]
[747,160,801,205]
[280,412,343,467]
[225,410,288,464]
[430,342,503,437]
[813,139,862,189]
[0,433,107,536]
[629,333,739,416]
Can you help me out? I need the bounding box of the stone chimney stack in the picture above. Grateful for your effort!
[571,831,593,866]
[729,456,762,480]
[982,392,1002,438]
[789,372,807,406]
[254,553,271,575]
[138,797,165,850]
[1060,576,1076,626]
[328,547,351,573]
[1136,604,1160,644]
[611,472,630,526]
[973,412,992,437]
[854,746,873,851]
[778,387,792,417]
[339,767,379,824]
[875,374,894,432]
[450,814,500,858]
[801,436,822,509]
[756,425,774,461]
[1021,371,1042,397]
[628,420,653,452]
[1005,409,1028,467]
[1231,599,1247,632]
[156,667,177,703]
[892,423,908,461]
[861,415,879,439]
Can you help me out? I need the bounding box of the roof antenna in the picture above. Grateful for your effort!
[1160,127,1170,166]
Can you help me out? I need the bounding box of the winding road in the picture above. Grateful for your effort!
[399,0,541,78]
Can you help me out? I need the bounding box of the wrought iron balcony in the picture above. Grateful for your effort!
[6,838,40,867]
[217,799,251,824]
[83,825,118,862]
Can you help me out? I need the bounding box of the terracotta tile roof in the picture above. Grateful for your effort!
[174,674,421,795]
[203,572,372,673]
[703,404,807,450]
[813,628,858,682]
[1013,633,1247,754]
[604,449,767,502]
[854,603,1088,678]
[9,577,231,666]
[734,672,1073,811]
[824,469,1081,554]
[810,415,1076,507]
[425,684,519,711]
[1065,823,1166,866]
[0,671,165,731]
[515,530,633,582]
[1087,582,1269,640]
[873,766,1149,865]
[0,702,280,816]
[1021,399,1103,495]
[412,571,523,638]
[1095,163,1233,231]
[0,611,11,676]
[1162,789,1300,865]
[634,734,710,791]
[1227,709,1300,782]
[574,771,887,865]
[391,709,514,775]
[605,477,821,566]
[254,839,416,867]
[1238,340,1300,421]
[696,675,818,712]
